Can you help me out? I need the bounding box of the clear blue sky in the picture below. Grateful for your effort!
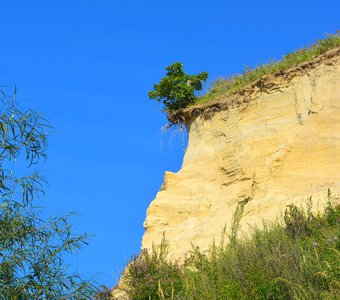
[0,0,339,287]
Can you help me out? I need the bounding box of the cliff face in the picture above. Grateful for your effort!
[142,48,340,259]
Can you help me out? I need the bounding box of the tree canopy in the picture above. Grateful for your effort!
[0,86,103,299]
[148,62,208,112]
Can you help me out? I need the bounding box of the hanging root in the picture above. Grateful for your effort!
[160,123,186,151]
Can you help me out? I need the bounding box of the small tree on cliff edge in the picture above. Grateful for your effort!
[148,62,208,112]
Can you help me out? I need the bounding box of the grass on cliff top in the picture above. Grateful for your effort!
[196,33,340,106]
[122,192,340,300]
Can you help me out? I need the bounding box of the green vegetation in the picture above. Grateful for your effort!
[149,62,208,112]
[0,86,108,299]
[197,33,340,106]
[123,193,340,299]
[150,34,340,117]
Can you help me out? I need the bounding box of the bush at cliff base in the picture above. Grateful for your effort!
[124,193,340,300]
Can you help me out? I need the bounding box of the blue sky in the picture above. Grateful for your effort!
[0,0,339,287]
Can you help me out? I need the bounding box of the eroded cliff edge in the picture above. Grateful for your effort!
[142,47,340,259]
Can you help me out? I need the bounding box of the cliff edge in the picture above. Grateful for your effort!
[142,47,340,259]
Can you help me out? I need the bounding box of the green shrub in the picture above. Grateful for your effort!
[148,62,208,112]
[124,237,184,299]
[125,197,340,299]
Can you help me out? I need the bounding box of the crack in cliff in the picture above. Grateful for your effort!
[247,172,257,203]
[294,91,304,126]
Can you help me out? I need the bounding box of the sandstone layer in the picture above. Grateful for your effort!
[142,48,340,259]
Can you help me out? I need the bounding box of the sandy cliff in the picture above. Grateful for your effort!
[142,47,340,259]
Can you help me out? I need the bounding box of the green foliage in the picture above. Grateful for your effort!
[0,87,99,299]
[148,62,208,112]
[94,286,113,299]
[198,32,340,105]
[125,197,340,299]
[283,198,316,238]
[123,236,184,300]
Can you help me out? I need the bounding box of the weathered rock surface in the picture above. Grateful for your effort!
[142,47,340,259]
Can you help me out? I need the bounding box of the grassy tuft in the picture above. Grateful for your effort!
[196,32,340,106]
[124,192,340,299]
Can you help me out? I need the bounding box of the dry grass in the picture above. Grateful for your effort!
[196,33,340,106]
